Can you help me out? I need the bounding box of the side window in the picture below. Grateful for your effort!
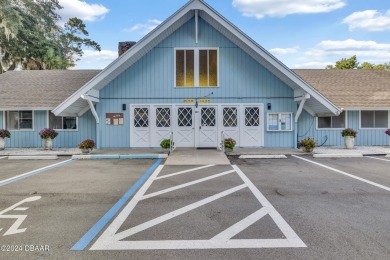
[317,111,346,129]
[361,111,388,128]
[49,112,77,130]
[6,111,33,130]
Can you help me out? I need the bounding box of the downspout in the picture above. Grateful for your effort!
[294,93,310,149]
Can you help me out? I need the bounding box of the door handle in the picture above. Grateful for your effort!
[199,126,202,130]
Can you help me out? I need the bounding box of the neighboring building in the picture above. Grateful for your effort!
[0,0,389,148]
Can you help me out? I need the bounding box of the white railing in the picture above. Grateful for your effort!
[169,132,175,154]
[219,131,225,153]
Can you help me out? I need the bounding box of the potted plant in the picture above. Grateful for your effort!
[385,129,390,146]
[342,128,357,149]
[160,139,172,153]
[0,129,11,150]
[224,138,236,153]
[78,139,96,154]
[299,137,316,153]
[39,128,58,150]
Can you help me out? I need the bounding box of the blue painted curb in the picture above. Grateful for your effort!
[71,158,163,251]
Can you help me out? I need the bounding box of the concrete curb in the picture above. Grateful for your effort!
[72,154,168,160]
[8,155,59,160]
[239,155,287,159]
[0,156,8,160]
[386,154,390,158]
[313,154,363,158]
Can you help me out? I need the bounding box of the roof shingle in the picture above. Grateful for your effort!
[0,70,101,109]
[293,69,390,109]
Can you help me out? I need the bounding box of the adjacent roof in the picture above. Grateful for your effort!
[52,0,341,117]
[0,70,100,109]
[293,69,390,109]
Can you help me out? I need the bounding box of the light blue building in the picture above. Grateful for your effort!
[1,0,389,148]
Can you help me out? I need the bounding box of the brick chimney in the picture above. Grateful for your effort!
[118,41,136,57]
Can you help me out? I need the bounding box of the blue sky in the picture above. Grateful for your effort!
[57,0,390,69]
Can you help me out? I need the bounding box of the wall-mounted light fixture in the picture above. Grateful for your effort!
[195,99,199,108]
[122,104,126,111]
[267,103,271,110]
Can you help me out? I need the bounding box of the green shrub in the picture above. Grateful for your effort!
[160,139,171,149]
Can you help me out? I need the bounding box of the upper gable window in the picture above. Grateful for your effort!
[175,48,218,87]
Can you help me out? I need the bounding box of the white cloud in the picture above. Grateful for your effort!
[232,0,346,19]
[342,10,390,31]
[58,0,109,22]
[292,61,333,69]
[269,47,299,55]
[124,19,162,35]
[74,49,117,69]
[305,39,390,60]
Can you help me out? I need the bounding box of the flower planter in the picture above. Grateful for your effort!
[43,138,53,150]
[302,147,313,153]
[81,148,91,154]
[0,137,5,150]
[225,147,233,153]
[344,136,355,149]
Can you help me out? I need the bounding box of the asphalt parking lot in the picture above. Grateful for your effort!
[0,155,389,259]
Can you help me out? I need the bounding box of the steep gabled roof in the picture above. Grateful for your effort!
[294,69,390,109]
[0,70,100,109]
[53,0,341,117]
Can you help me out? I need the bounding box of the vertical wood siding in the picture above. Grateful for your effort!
[2,110,95,148]
[97,17,297,148]
[298,110,389,146]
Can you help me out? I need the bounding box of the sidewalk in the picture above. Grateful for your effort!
[1,146,389,157]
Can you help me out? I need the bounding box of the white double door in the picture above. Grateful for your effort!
[175,105,218,148]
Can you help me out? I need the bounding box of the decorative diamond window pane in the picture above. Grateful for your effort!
[178,108,192,127]
[245,107,260,126]
[201,107,216,127]
[156,108,170,127]
[134,108,149,127]
[223,107,237,127]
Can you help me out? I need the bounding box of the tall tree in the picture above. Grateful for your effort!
[0,0,61,72]
[57,17,101,68]
[0,1,101,72]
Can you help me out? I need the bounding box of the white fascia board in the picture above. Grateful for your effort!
[0,107,54,111]
[199,2,341,115]
[343,107,390,111]
[52,1,199,116]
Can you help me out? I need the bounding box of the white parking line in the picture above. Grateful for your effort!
[365,156,390,162]
[142,169,235,200]
[0,159,74,186]
[292,155,390,192]
[156,164,215,180]
[91,165,306,250]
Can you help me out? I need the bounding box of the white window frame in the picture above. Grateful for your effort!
[4,110,34,131]
[174,48,219,88]
[316,111,347,130]
[267,112,293,132]
[359,110,389,129]
[47,111,78,131]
